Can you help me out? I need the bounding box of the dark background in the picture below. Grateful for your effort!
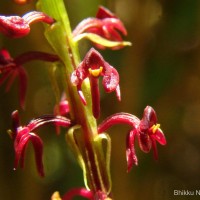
[0,0,200,199]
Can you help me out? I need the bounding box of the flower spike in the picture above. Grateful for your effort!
[71,48,120,118]
[10,110,71,177]
[0,11,55,38]
[73,6,130,50]
[98,106,167,171]
[0,48,59,108]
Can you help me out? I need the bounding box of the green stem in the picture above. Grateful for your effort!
[37,0,112,196]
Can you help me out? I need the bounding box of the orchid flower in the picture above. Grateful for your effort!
[0,11,55,38]
[98,106,167,172]
[0,48,59,108]
[9,110,71,176]
[71,48,120,118]
[73,6,130,49]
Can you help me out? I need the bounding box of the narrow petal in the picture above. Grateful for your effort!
[15,135,30,170]
[14,127,30,170]
[151,128,167,145]
[29,133,44,177]
[96,6,117,19]
[126,129,138,172]
[103,18,127,36]
[27,115,71,131]
[5,70,18,92]
[73,18,102,37]
[22,11,55,25]
[0,71,12,86]
[115,84,121,101]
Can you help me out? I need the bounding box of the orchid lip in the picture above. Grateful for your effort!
[88,66,103,77]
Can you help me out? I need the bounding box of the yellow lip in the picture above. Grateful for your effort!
[88,66,103,77]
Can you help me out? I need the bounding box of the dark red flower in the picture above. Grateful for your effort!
[0,48,59,108]
[0,11,55,38]
[73,6,127,49]
[71,48,120,118]
[98,106,166,172]
[10,110,71,177]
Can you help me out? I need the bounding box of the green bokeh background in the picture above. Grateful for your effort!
[1,0,200,199]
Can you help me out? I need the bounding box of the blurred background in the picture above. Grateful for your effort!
[1,0,200,199]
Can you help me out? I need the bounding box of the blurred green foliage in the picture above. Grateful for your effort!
[1,0,200,199]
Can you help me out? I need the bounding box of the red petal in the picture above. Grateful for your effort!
[151,128,167,145]
[126,130,138,172]
[137,131,152,153]
[96,6,117,19]
[30,133,44,177]
[103,63,119,93]
[0,16,30,38]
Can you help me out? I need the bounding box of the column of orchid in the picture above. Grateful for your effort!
[0,0,166,199]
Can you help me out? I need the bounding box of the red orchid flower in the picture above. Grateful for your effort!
[71,48,120,118]
[0,11,55,38]
[0,48,59,108]
[98,106,166,172]
[73,6,127,50]
[10,110,71,177]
